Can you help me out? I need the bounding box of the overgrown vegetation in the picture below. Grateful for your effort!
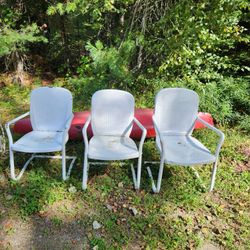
[0,0,249,128]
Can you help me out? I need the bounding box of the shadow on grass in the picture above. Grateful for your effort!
[0,140,90,249]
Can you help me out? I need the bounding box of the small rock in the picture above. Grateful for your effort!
[201,227,209,235]
[205,215,212,221]
[129,207,138,216]
[198,242,220,250]
[212,227,220,234]
[93,220,102,230]
[87,232,92,238]
[6,194,13,201]
[118,182,123,188]
[68,185,77,193]
[105,204,112,211]
[93,246,99,250]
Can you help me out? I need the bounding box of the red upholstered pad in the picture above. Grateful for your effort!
[13,109,214,140]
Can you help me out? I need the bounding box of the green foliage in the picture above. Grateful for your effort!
[0,0,249,130]
[0,24,47,57]
[127,0,250,128]
[85,39,135,87]
[239,115,250,133]
[135,76,250,125]
[69,39,136,103]
[140,0,250,78]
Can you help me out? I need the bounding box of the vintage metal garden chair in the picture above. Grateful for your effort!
[146,88,225,193]
[5,87,76,181]
[82,89,147,190]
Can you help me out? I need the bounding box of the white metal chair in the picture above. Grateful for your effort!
[146,88,225,193]
[82,89,147,190]
[5,87,76,181]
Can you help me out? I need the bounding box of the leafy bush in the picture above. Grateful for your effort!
[129,0,250,129]
[134,76,249,126]
[69,39,136,103]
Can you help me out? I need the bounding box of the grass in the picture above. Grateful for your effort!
[0,82,249,249]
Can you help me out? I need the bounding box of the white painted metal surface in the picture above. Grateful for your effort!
[5,87,76,181]
[82,89,147,190]
[147,88,225,193]
[30,87,72,131]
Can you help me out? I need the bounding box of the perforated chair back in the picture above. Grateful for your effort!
[30,87,73,132]
[154,88,199,134]
[91,89,134,137]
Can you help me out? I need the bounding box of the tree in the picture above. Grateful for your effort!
[0,2,47,85]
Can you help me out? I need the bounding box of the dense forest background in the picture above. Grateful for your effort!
[0,0,249,130]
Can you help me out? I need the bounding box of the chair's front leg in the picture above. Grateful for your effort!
[156,156,165,193]
[146,155,165,193]
[82,153,88,190]
[62,146,66,180]
[131,157,143,190]
[9,150,34,181]
[132,118,147,190]
[136,154,142,189]
[209,159,218,192]
[10,149,16,180]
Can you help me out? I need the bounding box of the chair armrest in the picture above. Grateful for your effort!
[133,117,147,154]
[65,114,74,131]
[152,115,165,154]
[82,115,91,152]
[62,114,74,144]
[196,116,225,157]
[5,112,30,146]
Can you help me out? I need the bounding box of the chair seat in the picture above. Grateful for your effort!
[157,135,216,165]
[88,135,139,160]
[12,131,67,153]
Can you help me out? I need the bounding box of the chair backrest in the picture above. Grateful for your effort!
[30,87,73,131]
[154,88,199,134]
[91,89,134,136]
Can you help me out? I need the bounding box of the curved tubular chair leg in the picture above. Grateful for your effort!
[82,154,88,190]
[34,154,76,180]
[131,155,142,190]
[9,151,35,181]
[189,166,206,190]
[62,147,66,181]
[137,154,142,189]
[65,156,76,180]
[9,151,76,181]
[209,159,218,192]
[146,156,165,193]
